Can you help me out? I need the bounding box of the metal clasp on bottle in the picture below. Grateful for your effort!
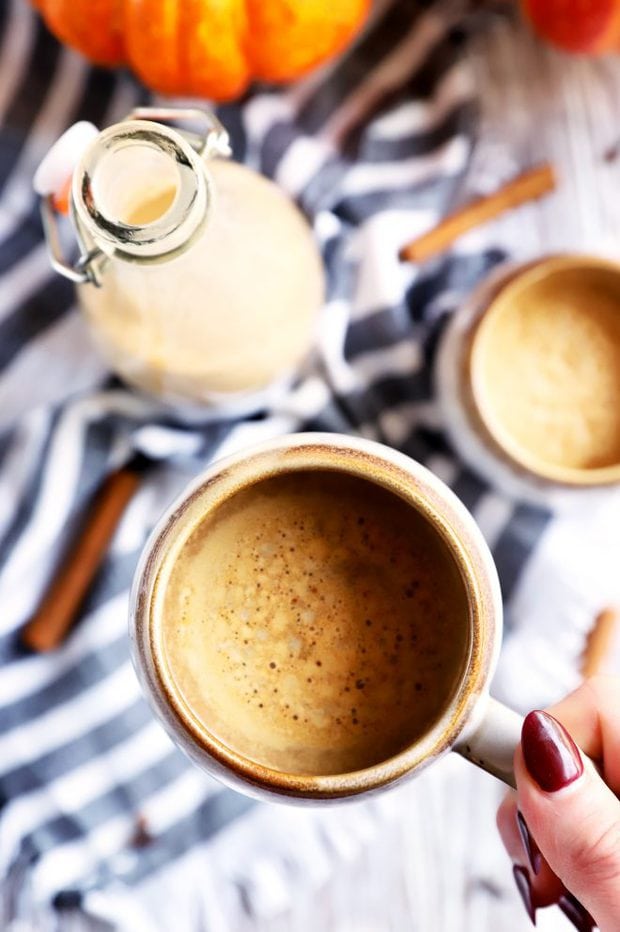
[39,107,231,286]
[126,107,231,159]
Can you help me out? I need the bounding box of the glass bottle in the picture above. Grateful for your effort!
[39,108,324,413]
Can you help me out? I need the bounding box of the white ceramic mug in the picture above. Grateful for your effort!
[129,433,523,803]
[436,255,620,509]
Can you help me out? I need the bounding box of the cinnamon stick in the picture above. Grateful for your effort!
[398,163,556,264]
[581,607,619,679]
[21,461,145,652]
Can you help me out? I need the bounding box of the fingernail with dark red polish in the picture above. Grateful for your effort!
[521,711,584,792]
[516,810,542,875]
[513,865,537,925]
[558,892,596,931]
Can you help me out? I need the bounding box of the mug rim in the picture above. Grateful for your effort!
[129,433,502,800]
[469,254,620,487]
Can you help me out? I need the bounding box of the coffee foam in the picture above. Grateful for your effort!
[476,269,620,471]
[161,470,470,775]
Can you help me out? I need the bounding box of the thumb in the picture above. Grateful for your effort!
[516,710,620,931]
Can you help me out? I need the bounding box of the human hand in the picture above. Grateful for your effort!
[497,676,620,930]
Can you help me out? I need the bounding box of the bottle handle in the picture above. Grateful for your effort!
[454,695,523,789]
[35,121,102,285]
[40,195,101,285]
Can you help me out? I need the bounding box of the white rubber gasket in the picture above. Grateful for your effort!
[33,121,98,197]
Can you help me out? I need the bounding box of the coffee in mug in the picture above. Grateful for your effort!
[131,433,522,802]
[161,469,470,776]
[437,255,620,504]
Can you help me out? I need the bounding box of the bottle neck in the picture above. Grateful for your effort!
[72,119,211,266]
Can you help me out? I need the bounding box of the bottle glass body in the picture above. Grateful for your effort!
[70,115,324,411]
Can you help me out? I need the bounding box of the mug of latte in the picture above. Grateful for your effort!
[130,434,523,802]
[436,255,620,506]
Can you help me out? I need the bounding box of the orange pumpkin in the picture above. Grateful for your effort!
[31,0,371,101]
[522,0,620,54]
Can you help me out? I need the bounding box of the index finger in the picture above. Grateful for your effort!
[546,675,620,793]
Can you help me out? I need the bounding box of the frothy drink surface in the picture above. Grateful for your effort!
[476,269,620,470]
[161,471,470,775]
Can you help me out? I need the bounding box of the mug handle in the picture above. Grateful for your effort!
[454,695,523,789]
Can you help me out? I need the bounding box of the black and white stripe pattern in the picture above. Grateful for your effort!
[0,1,551,927]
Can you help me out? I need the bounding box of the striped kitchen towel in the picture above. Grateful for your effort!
[1,1,619,930]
